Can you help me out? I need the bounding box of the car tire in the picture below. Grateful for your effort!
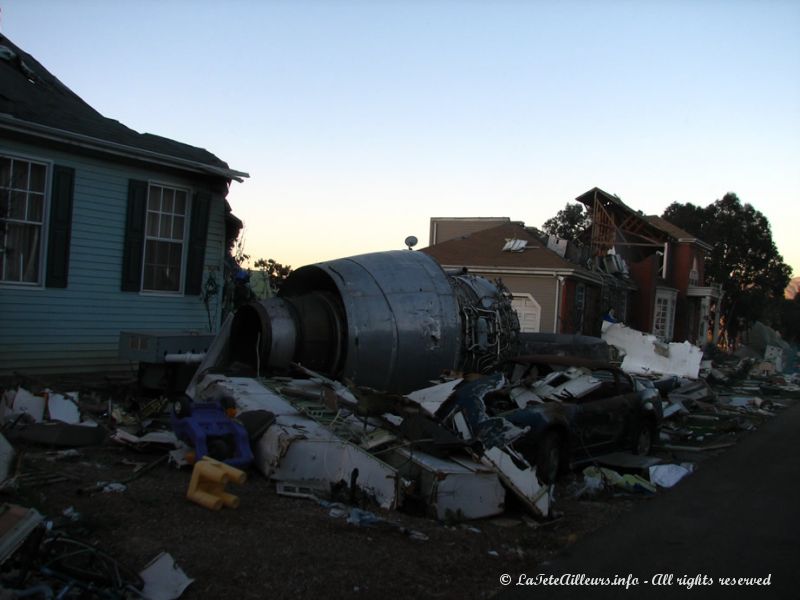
[536,431,562,485]
[632,422,654,455]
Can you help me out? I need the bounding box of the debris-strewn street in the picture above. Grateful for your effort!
[1,351,797,598]
[502,400,800,600]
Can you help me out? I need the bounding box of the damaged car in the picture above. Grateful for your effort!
[487,356,663,483]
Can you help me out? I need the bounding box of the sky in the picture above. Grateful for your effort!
[2,0,799,274]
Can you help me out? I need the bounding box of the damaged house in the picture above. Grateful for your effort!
[424,189,721,347]
[0,35,247,375]
[422,218,634,337]
[576,187,722,345]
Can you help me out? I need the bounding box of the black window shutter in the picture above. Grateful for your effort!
[121,179,148,291]
[45,165,75,288]
[185,191,211,295]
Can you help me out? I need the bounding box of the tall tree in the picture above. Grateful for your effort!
[254,258,293,292]
[663,193,791,344]
[542,202,591,242]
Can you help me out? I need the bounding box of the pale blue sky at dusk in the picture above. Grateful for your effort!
[3,0,799,274]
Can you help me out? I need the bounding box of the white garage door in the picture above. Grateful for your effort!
[512,294,541,333]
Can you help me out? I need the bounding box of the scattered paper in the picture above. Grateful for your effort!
[649,464,693,488]
[100,482,127,493]
[140,552,194,600]
[112,430,179,447]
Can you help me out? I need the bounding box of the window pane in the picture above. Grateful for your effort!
[1,222,40,282]
[0,158,10,188]
[162,188,174,213]
[143,239,182,292]
[146,211,159,236]
[28,194,44,222]
[9,191,26,220]
[148,186,161,210]
[11,160,29,190]
[0,190,9,218]
[160,215,173,238]
[174,191,186,215]
[172,216,184,239]
[29,164,46,193]
[143,263,156,291]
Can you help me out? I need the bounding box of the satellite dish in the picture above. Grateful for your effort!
[404,235,418,250]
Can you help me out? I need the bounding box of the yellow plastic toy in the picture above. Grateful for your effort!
[186,456,247,510]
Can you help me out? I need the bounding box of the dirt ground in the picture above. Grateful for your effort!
[5,440,645,600]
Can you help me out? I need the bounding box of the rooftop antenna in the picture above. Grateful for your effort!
[404,235,418,251]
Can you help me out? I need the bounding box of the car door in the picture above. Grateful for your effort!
[570,368,632,455]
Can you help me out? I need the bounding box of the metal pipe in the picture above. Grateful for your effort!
[164,352,206,363]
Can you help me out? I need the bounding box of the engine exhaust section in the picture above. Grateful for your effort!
[229,250,519,393]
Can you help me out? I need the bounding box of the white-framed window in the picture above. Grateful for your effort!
[142,183,189,293]
[653,288,677,341]
[689,257,699,286]
[512,293,542,333]
[0,154,48,284]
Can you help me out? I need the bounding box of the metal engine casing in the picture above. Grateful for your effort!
[230,250,518,393]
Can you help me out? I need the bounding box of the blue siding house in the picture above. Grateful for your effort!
[0,35,247,375]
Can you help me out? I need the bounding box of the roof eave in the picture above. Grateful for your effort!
[436,263,604,284]
[677,237,713,251]
[0,113,249,182]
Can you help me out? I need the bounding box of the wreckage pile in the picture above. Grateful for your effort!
[1,252,798,597]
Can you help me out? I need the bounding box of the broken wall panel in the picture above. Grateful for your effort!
[384,449,505,520]
[482,446,550,518]
[601,323,703,379]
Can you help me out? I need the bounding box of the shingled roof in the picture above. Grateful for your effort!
[643,215,709,248]
[421,222,595,273]
[0,34,247,181]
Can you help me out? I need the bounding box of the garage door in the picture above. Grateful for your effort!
[512,294,541,333]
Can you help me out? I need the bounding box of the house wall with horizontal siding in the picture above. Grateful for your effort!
[0,138,227,375]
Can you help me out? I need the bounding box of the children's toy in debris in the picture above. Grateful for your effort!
[170,399,253,468]
[186,456,247,510]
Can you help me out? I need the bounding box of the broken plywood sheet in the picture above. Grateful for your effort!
[385,449,505,520]
[601,323,703,379]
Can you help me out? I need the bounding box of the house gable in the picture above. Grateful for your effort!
[0,35,244,375]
